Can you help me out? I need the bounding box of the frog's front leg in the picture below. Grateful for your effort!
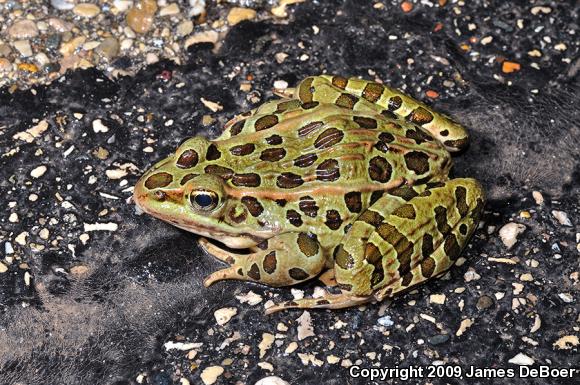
[201,232,327,288]
[268,178,485,313]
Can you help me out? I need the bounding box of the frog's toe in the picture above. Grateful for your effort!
[272,86,296,99]
[265,292,372,315]
[203,267,241,287]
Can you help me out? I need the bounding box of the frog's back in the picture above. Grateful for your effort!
[208,102,451,201]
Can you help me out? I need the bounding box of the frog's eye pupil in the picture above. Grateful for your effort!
[195,193,213,208]
[190,190,218,211]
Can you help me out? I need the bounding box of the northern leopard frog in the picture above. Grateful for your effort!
[133,75,485,313]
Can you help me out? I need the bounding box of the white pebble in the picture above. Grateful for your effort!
[30,165,47,178]
[273,80,288,90]
[532,191,544,205]
[499,222,526,249]
[214,307,237,325]
[51,0,75,10]
[377,315,394,327]
[558,293,573,303]
[200,366,224,385]
[508,352,534,365]
[254,377,290,385]
[92,119,109,133]
[296,311,315,340]
[551,210,572,226]
[13,40,33,57]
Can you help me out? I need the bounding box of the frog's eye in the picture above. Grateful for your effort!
[190,190,218,211]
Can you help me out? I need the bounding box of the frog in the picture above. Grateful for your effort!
[133,75,485,314]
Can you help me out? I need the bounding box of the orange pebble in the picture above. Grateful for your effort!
[439,0,447,6]
[426,90,439,99]
[401,1,413,12]
[17,63,39,73]
[502,61,521,73]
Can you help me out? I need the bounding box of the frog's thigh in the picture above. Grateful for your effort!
[338,178,485,302]
[302,75,470,152]
[203,232,326,288]
[264,186,428,313]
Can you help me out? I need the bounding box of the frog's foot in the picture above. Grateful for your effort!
[272,87,296,99]
[203,232,326,288]
[265,291,372,315]
[198,237,242,264]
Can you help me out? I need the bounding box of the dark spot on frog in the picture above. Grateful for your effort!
[262,251,277,274]
[277,172,304,189]
[362,83,384,103]
[232,173,261,187]
[368,156,392,182]
[298,196,318,217]
[241,196,264,217]
[255,115,279,131]
[265,134,283,145]
[404,151,430,175]
[288,267,309,281]
[316,159,340,181]
[286,209,303,227]
[247,263,261,280]
[344,191,362,213]
[294,153,317,168]
[229,143,255,156]
[260,148,286,162]
[206,144,221,160]
[144,172,173,189]
[176,149,199,168]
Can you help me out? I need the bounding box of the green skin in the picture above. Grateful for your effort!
[134,75,485,314]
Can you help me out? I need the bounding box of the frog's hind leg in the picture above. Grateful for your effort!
[264,291,372,315]
[294,75,470,152]
[348,178,485,304]
[201,232,327,288]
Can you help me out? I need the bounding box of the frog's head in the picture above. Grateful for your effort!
[133,136,279,249]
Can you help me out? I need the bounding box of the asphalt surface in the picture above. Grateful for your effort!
[0,1,578,385]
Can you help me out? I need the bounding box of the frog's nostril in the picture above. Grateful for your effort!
[154,190,167,201]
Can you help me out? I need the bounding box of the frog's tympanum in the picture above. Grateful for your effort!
[134,75,485,314]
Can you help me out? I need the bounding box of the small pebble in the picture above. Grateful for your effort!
[159,3,180,16]
[92,119,109,133]
[8,20,39,39]
[296,311,315,340]
[502,61,521,73]
[51,0,75,10]
[476,295,494,310]
[377,315,394,327]
[95,37,120,61]
[200,366,224,385]
[558,293,573,303]
[13,40,33,57]
[73,3,101,18]
[499,222,526,249]
[127,0,158,34]
[176,20,194,36]
[30,165,48,178]
[0,59,12,72]
[551,210,572,226]
[254,377,290,385]
[214,307,237,325]
[227,7,257,25]
[428,334,450,345]
[532,191,544,205]
[273,80,288,90]
[508,353,534,365]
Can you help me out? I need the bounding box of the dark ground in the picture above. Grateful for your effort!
[0,1,579,385]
